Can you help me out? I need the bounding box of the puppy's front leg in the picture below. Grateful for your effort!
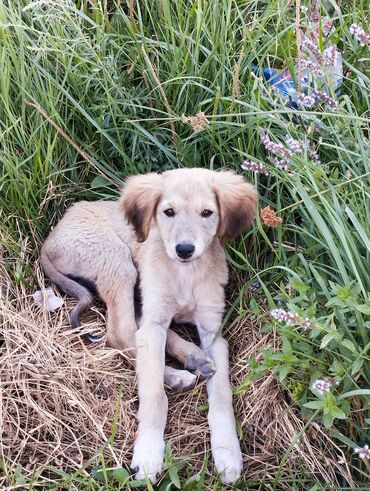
[196,312,242,484]
[131,311,171,483]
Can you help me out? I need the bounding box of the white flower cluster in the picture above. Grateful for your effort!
[270,308,297,325]
[312,378,333,395]
[270,308,313,330]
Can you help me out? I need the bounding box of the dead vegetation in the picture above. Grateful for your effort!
[0,261,353,489]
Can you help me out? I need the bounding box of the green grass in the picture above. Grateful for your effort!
[1,0,369,489]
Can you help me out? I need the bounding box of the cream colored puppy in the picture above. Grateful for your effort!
[41,168,257,484]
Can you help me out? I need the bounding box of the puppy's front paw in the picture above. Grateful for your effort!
[213,444,243,484]
[185,353,216,379]
[131,434,165,483]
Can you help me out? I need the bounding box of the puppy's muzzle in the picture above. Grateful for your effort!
[175,243,195,259]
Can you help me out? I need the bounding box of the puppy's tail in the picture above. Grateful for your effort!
[40,249,94,330]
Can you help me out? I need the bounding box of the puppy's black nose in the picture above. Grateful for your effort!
[176,243,195,259]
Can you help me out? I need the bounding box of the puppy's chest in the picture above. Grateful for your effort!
[172,279,197,323]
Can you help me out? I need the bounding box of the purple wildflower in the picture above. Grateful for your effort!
[323,45,337,67]
[241,160,269,175]
[349,24,369,46]
[303,139,321,165]
[312,378,333,395]
[322,21,334,37]
[260,131,293,158]
[354,445,370,460]
[296,90,316,108]
[309,148,321,165]
[312,89,338,110]
[285,136,302,155]
[301,58,324,77]
[268,156,290,170]
[301,36,324,64]
[248,281,261,294]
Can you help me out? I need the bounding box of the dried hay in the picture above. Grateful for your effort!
[0,261,353,489]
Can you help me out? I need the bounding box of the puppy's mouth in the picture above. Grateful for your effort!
[178,256,199,264]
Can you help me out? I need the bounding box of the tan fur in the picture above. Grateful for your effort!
[41,168,257,484]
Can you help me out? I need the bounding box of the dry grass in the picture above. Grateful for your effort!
[0,260,353,489]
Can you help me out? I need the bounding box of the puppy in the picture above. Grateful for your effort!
[41,168,257,483]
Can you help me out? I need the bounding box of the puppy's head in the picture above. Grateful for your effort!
[121,168,257,262]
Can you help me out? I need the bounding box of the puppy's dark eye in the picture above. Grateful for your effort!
[201,209,213,218]
[164,208,175,217]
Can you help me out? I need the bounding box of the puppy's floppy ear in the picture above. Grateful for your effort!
[212,171,258,246]
[120,173,163,242]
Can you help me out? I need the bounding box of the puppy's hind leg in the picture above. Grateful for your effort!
[96,244,138,357]
[166,329,216,380]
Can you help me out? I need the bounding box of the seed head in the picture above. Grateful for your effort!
[261,206,283,227]
[181,111,209,132]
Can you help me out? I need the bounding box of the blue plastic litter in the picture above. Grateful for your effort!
[252,50,342,110]
[252,65,298,98]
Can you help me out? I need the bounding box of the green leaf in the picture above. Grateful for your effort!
[341,339,357,353]
[282,339,293,355]
[320,333,334,349]
[304,401,325,409]
[353,304,370,314]
[129,480,147,488]
[351,358,364,375]
[249,297,260,314]
[14,467,26,485]
[113,468,130,483]
[91,466,106,481]
[169,466,181,489]
[323,412,334,428]
[338,388,370,400]
[91,175,111,188]
[277,364,291,382]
